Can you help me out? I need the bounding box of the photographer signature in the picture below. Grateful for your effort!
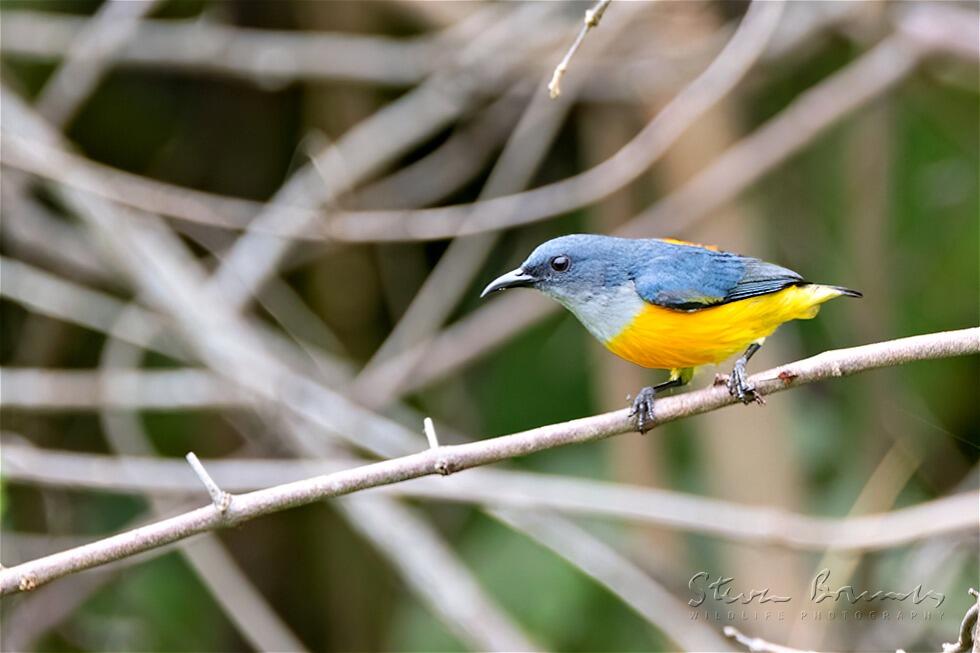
[689,569,945,607]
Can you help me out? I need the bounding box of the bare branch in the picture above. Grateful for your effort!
[548,0,612,99]
[339,496,541,652]
[423,417,441,449]
[33,0,160,126]
[1,327,976,595]
[0,134,300,235]
[0,9,479,88]
[494,509,730,650]
[323,0,786,242]
[4,439,976,552]
[0,367,250,410]
[208,2,567,311]
[316,3,977,244]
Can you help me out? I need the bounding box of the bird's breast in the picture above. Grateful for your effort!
[604,285,833,370]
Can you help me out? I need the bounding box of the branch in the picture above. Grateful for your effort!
[207,2,568,311]
[494,509,730,651]
[0,367,251,410]
[3,440,977,552]
[316,3,977,244]
[322,0,786,242]
[0,10,457,87]
[33,0,160,127]
[2,327,976,595]
[547,0,612,99]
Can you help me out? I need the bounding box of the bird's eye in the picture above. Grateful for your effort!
[550,255,570,272]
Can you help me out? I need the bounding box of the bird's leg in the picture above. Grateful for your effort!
[629,370,690,434]
[727,341,764,405]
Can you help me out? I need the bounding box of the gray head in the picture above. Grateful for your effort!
[480,234,637,306]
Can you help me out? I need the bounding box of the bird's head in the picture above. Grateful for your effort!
[480,234,634,308]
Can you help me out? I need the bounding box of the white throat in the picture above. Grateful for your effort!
[550,283,644,343]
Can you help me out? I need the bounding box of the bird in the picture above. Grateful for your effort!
[480,234,861,433]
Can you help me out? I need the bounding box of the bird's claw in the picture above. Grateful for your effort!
[629,386,656,434]
[727,363,764,405]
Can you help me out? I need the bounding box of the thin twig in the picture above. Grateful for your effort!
[548,0,612,99]
[423,417,440,449]
[185,452,232,513]
[1,327,976,595]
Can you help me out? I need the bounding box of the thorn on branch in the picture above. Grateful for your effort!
[186,452,232,514]
[423,417,440,449]
[548,0,612,99]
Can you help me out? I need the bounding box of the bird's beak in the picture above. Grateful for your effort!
[480,268,535,298]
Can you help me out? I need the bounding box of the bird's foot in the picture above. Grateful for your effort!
[726,363,765,405]
[628,386,657,434]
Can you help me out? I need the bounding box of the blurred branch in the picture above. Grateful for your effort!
[4,439,976,552]
[0,198,116,285]
[494,509,730,651]
[547,0,611,99]
[319,2,978,243]
[0,367,251,410]
[349,54,592,401]
[33,0,160,127]
[0,88,522,237]
[724,626,815,653]
[208,2,566,310]
[0,135,302,235]
[323,0,786,242]
[0,9,486,87]
[2,327,977,595]
[338,496,541,652]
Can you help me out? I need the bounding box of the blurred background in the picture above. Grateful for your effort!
[0,1,977,651]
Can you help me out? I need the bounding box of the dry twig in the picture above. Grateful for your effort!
[548,0,612,99]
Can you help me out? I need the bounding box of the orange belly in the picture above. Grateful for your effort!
[605,285,841,369]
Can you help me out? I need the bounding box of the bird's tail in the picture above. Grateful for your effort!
[822,284,863,299]
[791,283,862,319]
